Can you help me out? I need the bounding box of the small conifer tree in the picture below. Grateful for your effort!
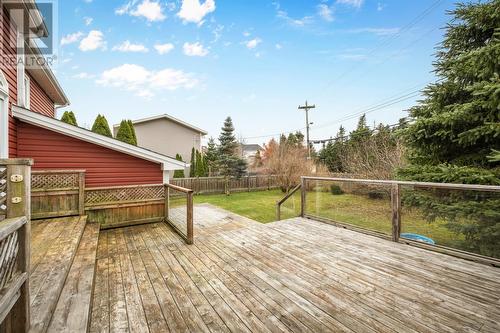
[61,111,77,126]
[115,120,136,145]
[91,115,113,137]
[173,154,185,178]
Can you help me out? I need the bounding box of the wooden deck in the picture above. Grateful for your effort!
[89,204,500,333]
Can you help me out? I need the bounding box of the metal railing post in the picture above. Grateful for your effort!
[300,177,306,217]
[186,191,194,244]
[391,183,401,242]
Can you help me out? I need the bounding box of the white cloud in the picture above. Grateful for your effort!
[154,43,175,54]
[79,30,106,51]
[84,17,93,26]
[112,40,149,53]
[277,9,313,27]
[245,38,261,49]
[116,0,166,22]
[96,64,198,98]
[177,0,216,25]
[73,72,95,79]
[275,43,283,50]
[243,31,251,37]
[377,2,385,11]
[336,0,364,9]
[61,32,84,46]
[317,4,334,22]
[183,42,209,56]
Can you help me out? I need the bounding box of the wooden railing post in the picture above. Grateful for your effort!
[186,191,194,245]
[78,171,85,216]
[164,185,170,220]
[300,177,306,217]
[391,183,401,242]
[3,158,33,333]
[276,202,281,221]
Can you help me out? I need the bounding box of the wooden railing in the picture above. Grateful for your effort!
[31,170,85,219]
[0,159,32,333]
[165,183,194,244]
[276,184,301,221]
[277,176,500,266]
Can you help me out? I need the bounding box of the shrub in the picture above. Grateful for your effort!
[330,184,344,195]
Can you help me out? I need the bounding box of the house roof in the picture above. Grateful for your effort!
[3,0,69,106]
[116,114,208,135]
[13,106,187,170]
[241,144,263,152]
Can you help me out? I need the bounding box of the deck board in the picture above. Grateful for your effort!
[89,204,500,333]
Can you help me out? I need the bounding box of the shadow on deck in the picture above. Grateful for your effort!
[31,204,500,333]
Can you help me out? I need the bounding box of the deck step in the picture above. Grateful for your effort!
[29,216,87,333]
[47,222,100,333]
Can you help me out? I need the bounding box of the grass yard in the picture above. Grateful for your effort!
[194,189,467,251]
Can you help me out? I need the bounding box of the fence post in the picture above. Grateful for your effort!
[391,183,401,242]
[4,158,32,333]
[164,185,170,221]
[186,191,194,244]
[276,202,281,221]
[247,175,251,192]
[78,171,85,216]
[300,177,306,217]
[267,176,270,190]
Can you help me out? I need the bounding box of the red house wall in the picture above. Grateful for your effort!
[17,122,163,187]
[29,73,55,117]
[2,7,18,157]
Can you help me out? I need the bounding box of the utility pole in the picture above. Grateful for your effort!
[298,101,316,159]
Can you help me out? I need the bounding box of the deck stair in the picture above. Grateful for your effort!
[47,222,100,333]
[28,216,88,333]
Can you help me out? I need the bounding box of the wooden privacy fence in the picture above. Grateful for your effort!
[171,175,279,194]
[31,170,85,219]
[84,184,166,229]
[0,159,32,333]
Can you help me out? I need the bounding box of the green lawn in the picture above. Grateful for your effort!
[193,189,466,250]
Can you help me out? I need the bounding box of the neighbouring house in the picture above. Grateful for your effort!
[239,143,263,164]
[114,114,207,176]
[0,1,185,186]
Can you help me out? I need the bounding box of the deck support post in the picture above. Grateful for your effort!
[186,191,194,244]
[3,158,33,333]
[391,183,401,242]
[78,171,85,216]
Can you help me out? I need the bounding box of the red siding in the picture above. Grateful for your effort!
[17,122,163,187]
[29,74,55,117]
[1,7,18,157]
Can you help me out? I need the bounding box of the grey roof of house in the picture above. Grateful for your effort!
[241,144,263,152]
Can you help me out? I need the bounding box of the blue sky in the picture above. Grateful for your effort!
[54,0,455,146]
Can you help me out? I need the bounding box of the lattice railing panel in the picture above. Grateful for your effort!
[0,231,19,289]
[0,167,6,222]
[32,172,80,190]
[85,185,165,205]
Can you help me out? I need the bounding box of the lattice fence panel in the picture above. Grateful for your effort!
[32,172,80,190]
[0,167,7,222]
[0,231,19,289]
[85,185,165,205]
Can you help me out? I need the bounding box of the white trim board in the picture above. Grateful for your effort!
[12,106,186,171]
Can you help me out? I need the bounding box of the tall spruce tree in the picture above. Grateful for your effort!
[173,154,185,178]
[398,0,500,257]
[218,117,238,156]
[91,115,113,137]
[189,148,196,177]
[127,120,138,145]
[115,120,136,145]
[217,117,247,177]
[61,111,77,126]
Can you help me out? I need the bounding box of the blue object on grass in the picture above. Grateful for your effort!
[401,233,435,245]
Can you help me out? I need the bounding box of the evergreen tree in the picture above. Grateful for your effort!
[398,1,500,257]
[61,111,77,126]
[218,117,238,156]
[91,115,113,137]
[189,148,196,177]
[115,120,136,145]
[173,154,185,178]
[205,137,219,176]
[195,150,204,177]
[253,150,263,168]
[127,120,138,145]
[349,114,371,144]
[319,126,347,173]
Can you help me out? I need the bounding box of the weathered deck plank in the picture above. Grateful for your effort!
[89,204,500,333]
